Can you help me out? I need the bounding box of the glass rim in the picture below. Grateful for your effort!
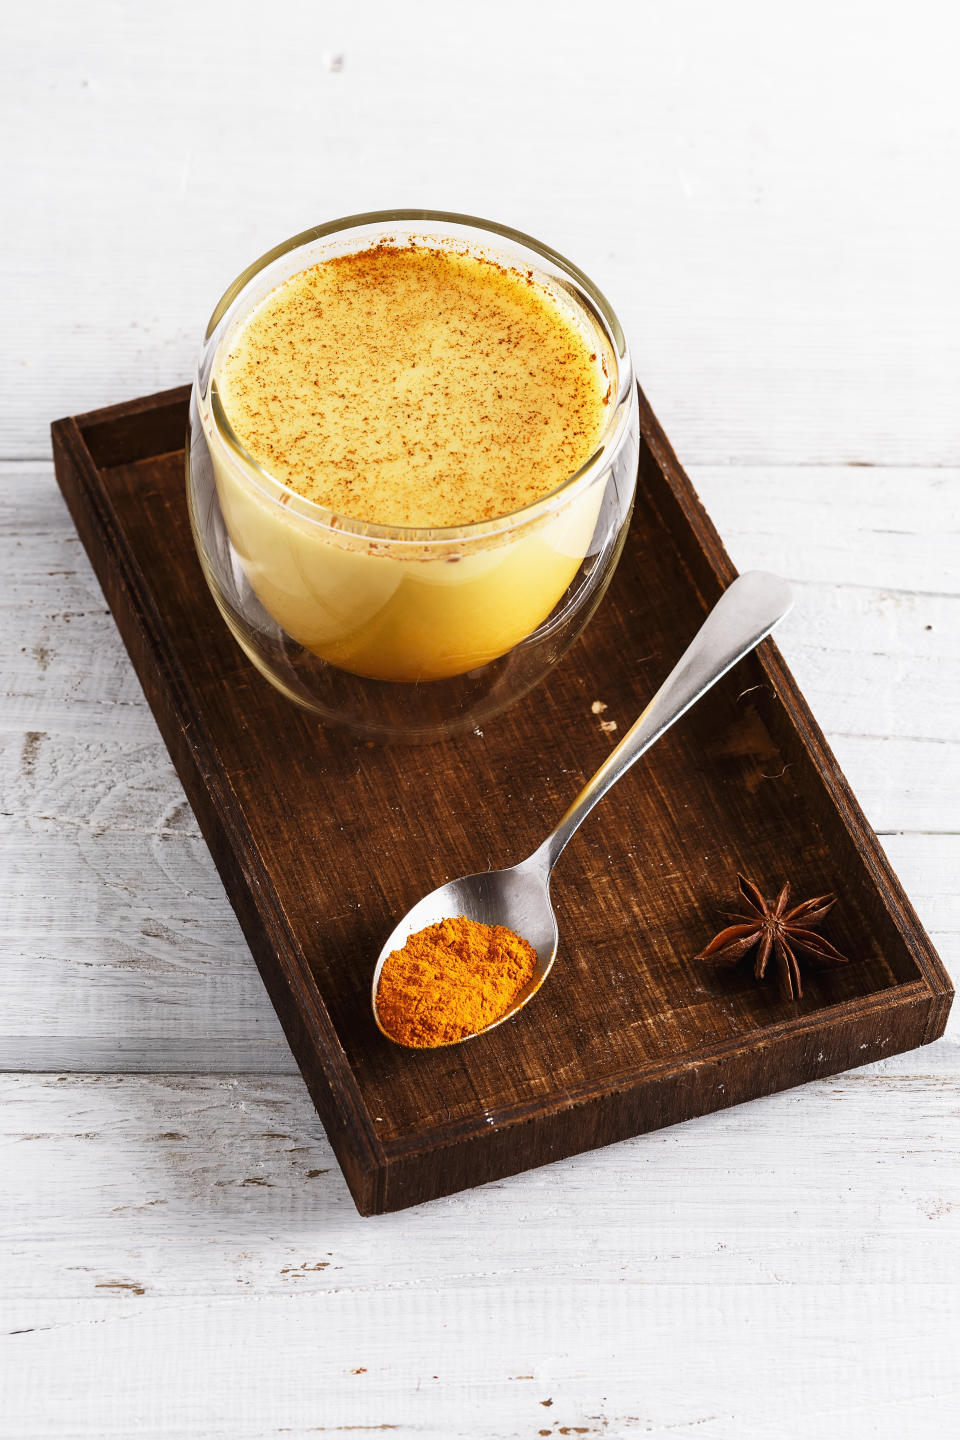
[201,208,635,545]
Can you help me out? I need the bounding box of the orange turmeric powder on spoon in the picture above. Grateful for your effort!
[375,916,538,1048]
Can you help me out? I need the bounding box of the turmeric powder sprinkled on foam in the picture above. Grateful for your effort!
[375,915,538,1048]
[215,242,609,529]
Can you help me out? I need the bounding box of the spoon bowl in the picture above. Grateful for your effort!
[372,571,794,1047]
[371,856,558,1045]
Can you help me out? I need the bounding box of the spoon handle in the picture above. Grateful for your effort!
[532,570,793,875]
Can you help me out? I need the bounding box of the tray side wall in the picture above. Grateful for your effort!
[377,983,941,1211]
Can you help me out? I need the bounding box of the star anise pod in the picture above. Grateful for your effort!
[697,873,849,1001]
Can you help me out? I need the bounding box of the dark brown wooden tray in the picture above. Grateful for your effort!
[51,385,952,1214]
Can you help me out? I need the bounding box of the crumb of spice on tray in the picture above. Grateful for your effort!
[697,872,849,1002]
[375,915,538,1048]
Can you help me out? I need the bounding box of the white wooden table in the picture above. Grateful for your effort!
[3,3,958,1435]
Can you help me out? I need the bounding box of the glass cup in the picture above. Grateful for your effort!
[187,210,639,741]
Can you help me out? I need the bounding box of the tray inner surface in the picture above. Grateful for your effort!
[77,400,928,1147]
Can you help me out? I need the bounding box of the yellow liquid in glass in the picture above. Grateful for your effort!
[210,243,611,682]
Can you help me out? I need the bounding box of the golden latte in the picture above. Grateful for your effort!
[206,240,614,682]
[216,243,609,528]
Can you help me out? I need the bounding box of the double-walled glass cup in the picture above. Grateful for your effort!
[187,211,639,741]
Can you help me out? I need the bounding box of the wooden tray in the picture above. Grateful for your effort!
[51,385,952,1214]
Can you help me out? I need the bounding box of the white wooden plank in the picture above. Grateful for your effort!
[828,735,960,836]
[877,833,960,939]
[3,1288,958,1439]
[2,1070,958,1437]
[5,1287,956,1440]
[0,473,160,744]
[3,1071,959,1315]
[0,813,292,1072]
[0,1039,293,1073]
[688,466,960,598]
[771,584,960,744]
[4,1,960,468]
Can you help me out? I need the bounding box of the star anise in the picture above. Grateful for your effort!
[697,873,849,1001]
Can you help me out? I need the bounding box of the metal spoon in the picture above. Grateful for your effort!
[372,570,793,1046]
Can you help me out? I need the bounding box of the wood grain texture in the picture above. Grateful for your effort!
[3,1070,958,1437]
[7,1292,956,1440]
[4,1068,958,1295]
[49,387,951,1212]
